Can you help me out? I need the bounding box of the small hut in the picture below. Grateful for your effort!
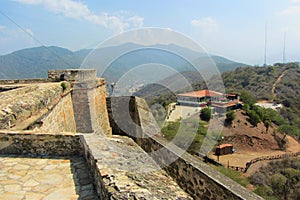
[215,144,233,156]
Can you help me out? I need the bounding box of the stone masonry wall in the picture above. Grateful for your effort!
[0,83,64,130]
[37,92,76,133]
[0,78,50,85]
[48,69,97,82]
[93,79,111,136]
[107,96,263,200]
[0,131,83,156]
[69,70,111,135]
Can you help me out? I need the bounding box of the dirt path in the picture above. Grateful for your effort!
[286,135,300,152]
[272,70,287,100]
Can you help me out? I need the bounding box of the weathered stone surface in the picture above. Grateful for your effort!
[0,83,64,130]
[82,133,193,199]
[0,70,264,199]
[48,69,97,82]
[0,156,98,200]
[0,131,83,156]
[72,78,111,135]
[37,92,76,133]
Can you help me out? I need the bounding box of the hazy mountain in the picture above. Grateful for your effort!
[0,46,90,79]
[0,43,247,80]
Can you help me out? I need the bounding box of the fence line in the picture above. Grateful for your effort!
[227,151,300,173]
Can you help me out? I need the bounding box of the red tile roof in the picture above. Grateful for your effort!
[178,90,223,98]
[211,100,242,108]
[217,144,233,149]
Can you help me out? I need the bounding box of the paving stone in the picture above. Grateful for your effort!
[24,192,45,200]
[0,156,98,199]
[43,188,79,200]
[23,179,39,187]
[12,164,30,170]
[0,191,25,200]
[43,164,57,170]
[4,184,22,192]
[8,174,22,179]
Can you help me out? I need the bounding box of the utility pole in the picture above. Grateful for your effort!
[283,32,286,64]
[264,23,268,67]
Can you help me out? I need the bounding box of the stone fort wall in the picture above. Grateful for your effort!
[107,96,263,200]
[0,131,82,156]
[0,69,263,199]
[0,69,111,135]
[37,90,76,133]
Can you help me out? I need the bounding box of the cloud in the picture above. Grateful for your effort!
[0,26,37,54]
[0,25,6,30]
[25,28,34,36]
[191,17,218,32]
[14,0,144,32]
[292,0,300,3]
[281,5,300,15]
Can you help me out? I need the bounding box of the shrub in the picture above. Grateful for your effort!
[61,82,67,91]
[226,110,236,124]
[200,107,211,121]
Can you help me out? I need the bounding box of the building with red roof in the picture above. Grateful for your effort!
[215,144,234,156]
[177,90,224,107]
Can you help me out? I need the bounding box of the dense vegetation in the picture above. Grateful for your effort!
[200,107,211,121]
[191,63,300,139]
[250,158,300,200]
[223,63,300,132]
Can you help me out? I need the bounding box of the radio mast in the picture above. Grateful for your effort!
[264,23,268,66]
[282,32,286,64]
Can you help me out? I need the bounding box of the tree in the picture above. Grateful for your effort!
[270,173,288,199]
[278,125,299,137]
[263,119,271,133]
[247,110,261,127]
[225,110,236,125]
[200,107,211,121]
[240,91,256,106]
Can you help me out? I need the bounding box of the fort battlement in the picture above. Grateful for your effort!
[0,69,263,199]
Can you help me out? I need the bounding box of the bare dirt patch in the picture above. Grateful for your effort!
[208,110,300,176]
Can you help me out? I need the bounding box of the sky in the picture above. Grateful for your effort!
[0,0,300,65]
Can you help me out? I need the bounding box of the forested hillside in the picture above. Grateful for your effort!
[137,63,300,138]
[221,63,300,131]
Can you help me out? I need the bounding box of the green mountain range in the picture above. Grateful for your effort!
[0,43,247,80]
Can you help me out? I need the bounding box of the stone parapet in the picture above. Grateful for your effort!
[0,83,65,130]
[48,69,96,82]
[0,78,50,85]
[81,133,192,199]
[0,131,82,156]
[69,69,111,135]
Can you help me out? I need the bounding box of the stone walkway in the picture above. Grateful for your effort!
[0,156,98,200]
[83,134,193,199]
